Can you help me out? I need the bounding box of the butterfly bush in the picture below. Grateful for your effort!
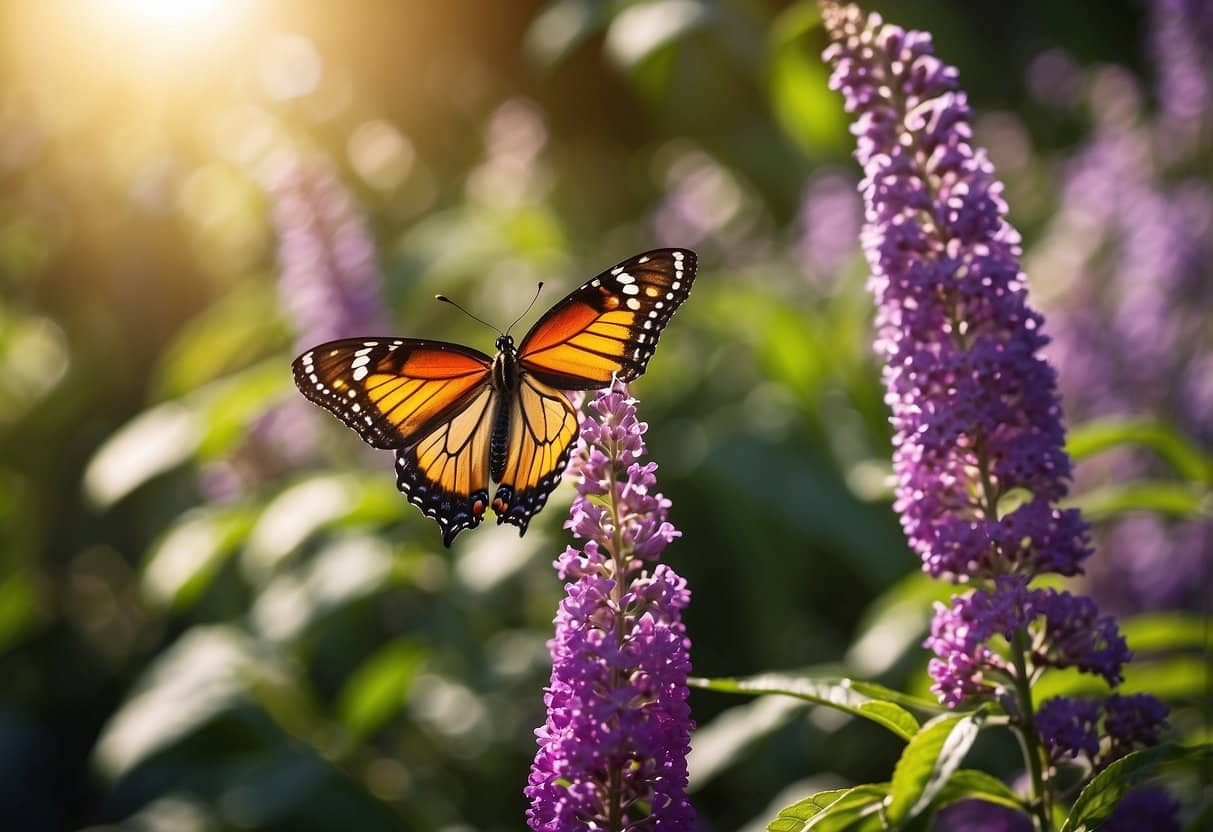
[822,3,1172,827]
[526,381,694,831]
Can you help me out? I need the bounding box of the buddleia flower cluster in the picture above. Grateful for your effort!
[526,381,694,831]
[822,3,1173,827]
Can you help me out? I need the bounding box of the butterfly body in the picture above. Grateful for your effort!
[292,248,696,546]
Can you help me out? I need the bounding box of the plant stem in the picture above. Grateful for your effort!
[1010,627,1053,832]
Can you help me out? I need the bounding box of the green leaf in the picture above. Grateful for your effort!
[337,639,427,739]
[767,3,846,157]
[1119,612,1210,653]
[1067,418,1213,485]
[524,0,609,68]
[930,769,1023,813]
[83,400,203,508]
[691,674,920,741]
[847,680,950,714]
[887,711,985,824]
[0,569,44,654]
[1061,743,1212,832]
[688,695,811,788]
[151,281,288,399]
[767,788,851,829]
[767,784,889,832]
[1070,481,1209,521]
[845,570,957,679]
[142,505,257,610]
[604,0,709,70]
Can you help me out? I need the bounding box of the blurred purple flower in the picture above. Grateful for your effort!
[796,169,862,291]
[526,382,694,831]
[1102,785,1182,832]
[265,153,390,349]
[822,3,1089,584]
[203,154,391,498]
[934,799,1033,832]
[1150,0,1213,160]
[1031,78,1213,614]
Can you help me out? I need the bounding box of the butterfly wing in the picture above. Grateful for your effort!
[292,338,493,449]
[491,374,579,536]
[395,386,496,546]
[517,248,696,389]
[294,337,497,546]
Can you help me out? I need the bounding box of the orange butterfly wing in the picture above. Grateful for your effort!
[293,338,496,545]
[517,248,696,389]
[491,374,579,535]
[395,386,497,545]
[292,338,492,449]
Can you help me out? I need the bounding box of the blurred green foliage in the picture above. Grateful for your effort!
[0,1,1205,830]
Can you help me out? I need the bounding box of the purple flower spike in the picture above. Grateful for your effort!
[526,381,694,831]
[265,154,390,349]
[822,4,1090,583]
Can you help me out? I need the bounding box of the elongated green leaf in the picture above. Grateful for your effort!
[768,3,846,157]
[692,674,920,740]
[1061,743,1211,832]
[887,712,985,824]
[766,788,850,830]
[846,680,951,714]
[337,639,427,739]
[767,784,889,832]
[142,505,257,609]
[845,572,956,679]
[689,695,811,788]
[83,400,203,508]
[1071,481,1209,521]
[1067,418,1213,485]
[1120,612,1211,653]
[931,769,1023,812]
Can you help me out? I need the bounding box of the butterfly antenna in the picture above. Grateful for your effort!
[434,294,502,335]
[505,282,545,337]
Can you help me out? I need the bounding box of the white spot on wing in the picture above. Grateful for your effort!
[626,298,641,311]
[353,366,369,381]
[616,273,635,284]
[621,284,640,296]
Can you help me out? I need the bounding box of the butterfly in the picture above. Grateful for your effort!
[291,248,696,546]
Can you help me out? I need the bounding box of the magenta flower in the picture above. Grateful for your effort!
[526,382,694,831]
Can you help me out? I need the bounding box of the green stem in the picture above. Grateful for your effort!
[1010,628,1053,832]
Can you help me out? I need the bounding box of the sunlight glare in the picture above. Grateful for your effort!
[104,0,234,30]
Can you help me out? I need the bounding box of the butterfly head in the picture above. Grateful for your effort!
[495,334,516,354]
